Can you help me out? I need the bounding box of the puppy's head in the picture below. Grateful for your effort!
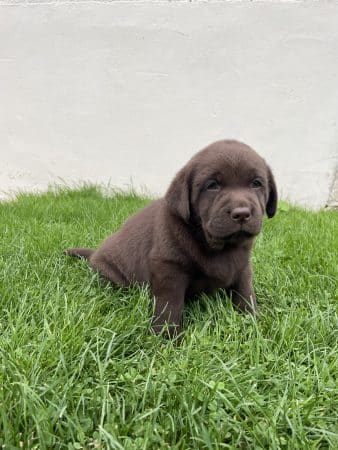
[166,140,277,250]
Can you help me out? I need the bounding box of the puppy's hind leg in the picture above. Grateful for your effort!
[89,253,129,287]
[64,248,94,260]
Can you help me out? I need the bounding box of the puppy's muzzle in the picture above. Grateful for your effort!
[230,207,252,224]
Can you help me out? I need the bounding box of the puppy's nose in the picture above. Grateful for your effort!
[230,207,251,223]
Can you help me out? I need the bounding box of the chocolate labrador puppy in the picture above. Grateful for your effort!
[65,140,277,336]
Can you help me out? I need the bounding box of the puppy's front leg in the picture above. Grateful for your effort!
[230,264,257,315]
[150,265,189,338]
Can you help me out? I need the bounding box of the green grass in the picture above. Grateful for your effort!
[0,185,337,450]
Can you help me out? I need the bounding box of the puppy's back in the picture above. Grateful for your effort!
[89,199,163,284]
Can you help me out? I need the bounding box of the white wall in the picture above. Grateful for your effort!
[1,0,338,208]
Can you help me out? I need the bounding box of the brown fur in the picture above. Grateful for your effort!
[65,140,277,337]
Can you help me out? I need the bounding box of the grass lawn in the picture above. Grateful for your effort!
[0,185,337,449]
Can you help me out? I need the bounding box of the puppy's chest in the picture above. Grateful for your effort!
[194,250,247,286]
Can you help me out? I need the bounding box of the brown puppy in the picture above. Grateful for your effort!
[65,140,277,336]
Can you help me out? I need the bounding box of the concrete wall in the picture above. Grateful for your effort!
[1,0,338,208]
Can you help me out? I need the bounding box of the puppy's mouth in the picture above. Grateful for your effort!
[205,229,254,250]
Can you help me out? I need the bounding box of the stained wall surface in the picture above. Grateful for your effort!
[1,0,338,208]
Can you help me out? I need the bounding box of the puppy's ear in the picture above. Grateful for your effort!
[266,165,278,218]
[165,167,191,223]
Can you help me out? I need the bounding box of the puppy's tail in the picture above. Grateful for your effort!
[64,247,94,260]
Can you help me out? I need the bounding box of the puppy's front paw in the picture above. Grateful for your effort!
[151,322,182,339]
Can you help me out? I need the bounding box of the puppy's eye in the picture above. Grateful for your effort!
[205,179,220,191]
[251,179,263,188]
